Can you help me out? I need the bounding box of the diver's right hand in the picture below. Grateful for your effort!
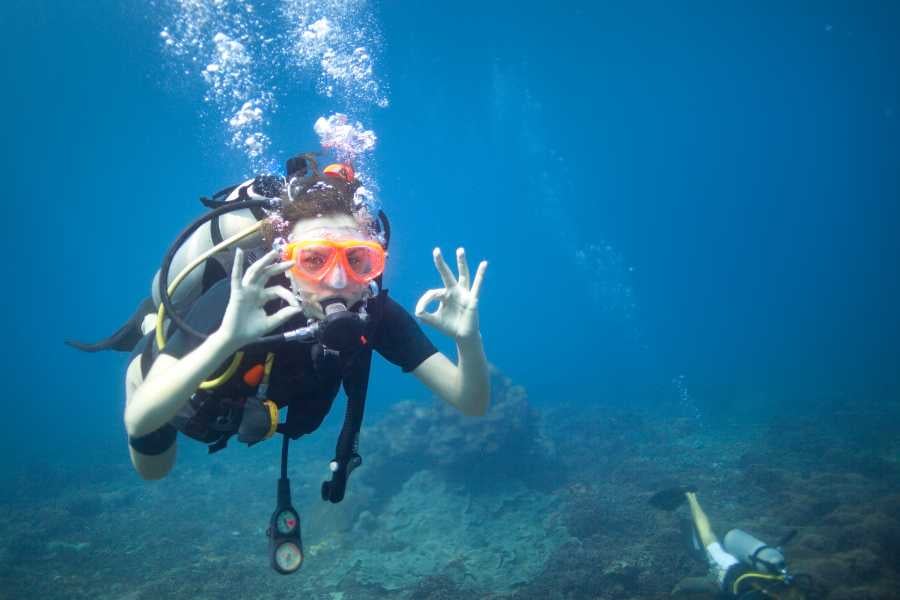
[218,248,302,347]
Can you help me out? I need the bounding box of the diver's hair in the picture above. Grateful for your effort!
[260,156,360,246]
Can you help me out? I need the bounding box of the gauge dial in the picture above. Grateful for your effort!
[274,541,303,572]
[276,509,299,535]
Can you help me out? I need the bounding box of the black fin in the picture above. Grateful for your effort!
[65,297,156,353]
[649,486,696,511]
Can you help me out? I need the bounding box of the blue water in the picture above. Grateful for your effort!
[1,1,899,594]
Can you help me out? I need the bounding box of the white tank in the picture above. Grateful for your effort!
[150,177,273,312]
[723,528,786,573]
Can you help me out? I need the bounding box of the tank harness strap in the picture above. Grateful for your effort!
[749,545,780,572]
[200,257,227,292]
[210,215,224,246]
[202,178,271,245]
[208,181,244,245]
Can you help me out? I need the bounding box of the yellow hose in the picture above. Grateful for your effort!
[732,571,788,595]
[198,352,245,390]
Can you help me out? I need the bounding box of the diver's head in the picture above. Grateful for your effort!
[285,213,384,318]
[262,163,385,319]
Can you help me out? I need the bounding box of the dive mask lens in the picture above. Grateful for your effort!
[295,245,338,280]
[343,245,385,282]
[285,241,385,283]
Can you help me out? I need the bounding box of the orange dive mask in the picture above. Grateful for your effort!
[282,240,386,284]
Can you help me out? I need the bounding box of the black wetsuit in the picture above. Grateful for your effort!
[128,279,437,455]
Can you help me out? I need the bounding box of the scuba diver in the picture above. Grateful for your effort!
[69,153,490,573]
[650,487,813,599]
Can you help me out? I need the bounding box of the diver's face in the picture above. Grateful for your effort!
[287,214,376,319]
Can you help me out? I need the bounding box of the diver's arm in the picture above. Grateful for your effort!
[685,492,742,585]
[124,330,244,438]
[125,353,177,479]
[124,249,300,438]
[413,336,489,417]
[413,247,490,417]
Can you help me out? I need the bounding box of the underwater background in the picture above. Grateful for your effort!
[1,1,899,598]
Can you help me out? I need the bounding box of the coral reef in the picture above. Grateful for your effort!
[1,373,899,599]
[362,366,560,494]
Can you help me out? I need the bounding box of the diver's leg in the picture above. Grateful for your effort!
[685,492,740,589]
[685,492,718,546]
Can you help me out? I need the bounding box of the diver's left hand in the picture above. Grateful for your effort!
[415,247,487,342]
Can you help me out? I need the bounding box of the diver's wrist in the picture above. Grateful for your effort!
[208,328,245,356]
[456,329,483,349]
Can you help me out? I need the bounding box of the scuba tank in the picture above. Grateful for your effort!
[66,156,309,353]
[723,529,787,574]
[721,528,812,598]
[150,173,285,314]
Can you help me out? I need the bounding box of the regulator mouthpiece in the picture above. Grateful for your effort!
[317,298,368,354]
[323,299,349,315]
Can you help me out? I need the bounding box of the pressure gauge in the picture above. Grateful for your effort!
[276,509,299,535]
[273,541,303,573]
